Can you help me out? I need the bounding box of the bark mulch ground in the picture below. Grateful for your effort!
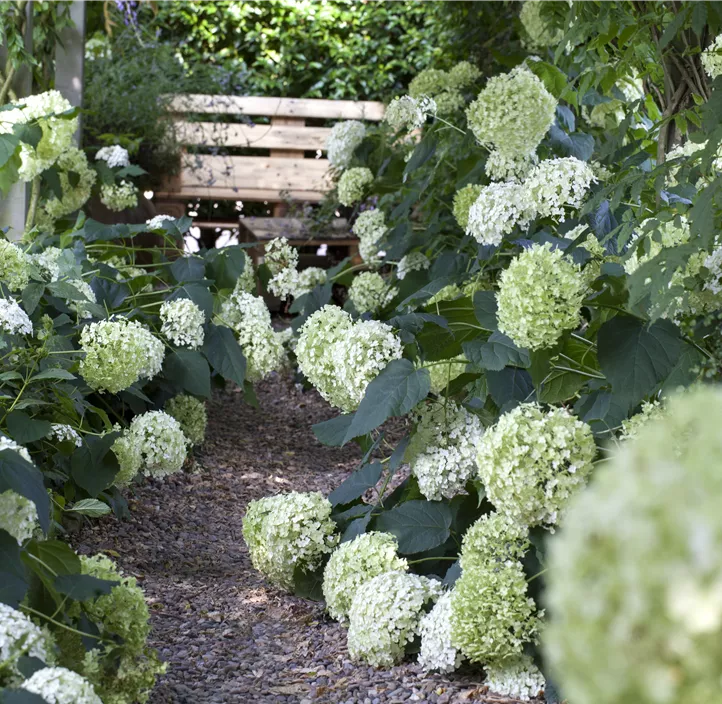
[74,376,528,704]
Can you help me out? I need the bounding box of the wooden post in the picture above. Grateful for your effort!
[0,1,33,240]
[54,1,85,146]
[269,116,305,217]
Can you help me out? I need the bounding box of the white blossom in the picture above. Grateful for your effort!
[485,656,546,701]
[21,667,102,704]
[146,214,175,230]
[49,424,82,447]
[128,410,188,478]
[327,120,366,169]
[418,592,463,673]
[0,603,51,678]
[0,298,33,336]
[396,252,430,280]
[466,181,532,246]
[100,180,137,212]
[95,144,131,168]
[160,298,205,349]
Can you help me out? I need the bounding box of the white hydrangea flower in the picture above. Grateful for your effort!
[485,655,546,701]
[477,402,596,528]
[406,400,484,501]
[294,267,326,296]
[146,214,175,230]
[466,181,533,246]
[701,33,722,79]
[128,410,188,478]
[623,216,690,275]
[347,572,443,667]
[619,401,665,442]
[323,532,408,623]
[327,120,366,169]
[0,435,32,462]
[545,387,722,704]
[385,95,437,131]
[0,90,78,180]
[703,245,722,295]
[268,266,300,299]
[111,428,143,487]
[485,149,537,182]
[520,0,564,50]
[0,298,33,336]
[32,246,65,282]
[67,279,97,320]
[352,210,387,264]
[40,147,97,223]
[524,157,597,221]
[466,65,557,161]
[0,603,51,676]
[396,252,430,280]
[79,318,165,393]
[348,271,396,314]
[421,357,467,395]
[165,394,207,446]
[460,512,531,572]
[95,144,130,168]
[496,242,586,351]
[100,180,137,212]
[264,237,298,276]
[219,291,284,382]
[0,240,31,292]
[243,491,338,590]
[160,298,205,349]
[337,167,373,207]
[0,489,39,544]
[418,591,463,673]
[453,184,484,231]
[234,250,256,294]
[49,424,82,447]
[296,306,403,412]
[21,666,102,704]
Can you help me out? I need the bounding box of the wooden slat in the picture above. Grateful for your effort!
[239,217,349,240]
[174,121,331,150]
[179,155,332,192]
[166,94,385,121]
[154,188,326,202]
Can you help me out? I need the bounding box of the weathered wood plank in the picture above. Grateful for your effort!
[239,217,350,240]
[174,122,332,150]
[154,187,326,202]
[165,94,385,121]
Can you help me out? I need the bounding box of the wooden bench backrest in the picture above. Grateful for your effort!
[157,95,385,204]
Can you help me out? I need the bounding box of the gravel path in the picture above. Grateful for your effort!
[75,377,528,704]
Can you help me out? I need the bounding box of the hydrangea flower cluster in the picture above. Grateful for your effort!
[450,514,539,665]
[384,95,437,131]
[296,306,403,412]
[49,423,82,447]
[348,271,395,314]
[327,120,366,169]
[235,250,257,294]
[100,181,138,212]
[111,428,143,487]
[33,246,65,281]
[294,267,326,296]
[701,33,722,79]
[146,214,175,231]
[624,216,690,274]
[219,292,285,382]
[20,667,102,704]
[322,532,408,623]
[40,147,97,224]
[520,0,564,50]
[484,149,537,182]
[128,411,188,478]
[160,298,205,349]
[485,656,546,701]
[496,243,586,350]
[422,357,467,395]
[0,298,33,336]
[0,90,78,180]
[545,387,722,704]
[242,491,338,591]
[586,74,645,129]
[79,318,165,393]
[418,592,463,673]
[466,181,531,246]
[619,401,665,442]
[396,252,430,280]
[406,400,484,501]
[409,62,480,114]
[477,403,596,527]
[0,489,38,544]
[453,184,484,231]
[264,237,298,275]
[352,209,387,264]
[347,572,443,667]
[524,157,596,220]
[337,167,374,206]
[0,602,51,679]
[165,394,207,446]
[703,245,722,295]
[466,66,557,179]
[95,144,130,168]
[0,241,30,292]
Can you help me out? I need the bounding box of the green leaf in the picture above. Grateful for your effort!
[527,60,568,97]
[22,283,45,316]
[486,367,534,408]
[312,413,354,447]
[575,390,629,437]
[71,433,121,497]
[66,498,111,518]
[29,368,76,382]
[171,255,206,283]
[373,500,452,554]
[293,564,325,601]
[0,132,20,169]
[0,529,28,607]
[24,539,80,578]
[404,135,437,176]
[205,246,248,289]
[0,150,20,196]
[472,290,498,330]
[538,369,587,404]
[0,450,50,533]
[167,283,214,317]
[598,316,683,407]
[54,573,118,601]
[13,122,42,148]
[202,324,246,387]
[661,343,703,394]
[344,360,430,442]
[2,689,49,703]
[329,461,383,506]
[463,332,529,371]
[163,350,211,398]
[6,412,51,444]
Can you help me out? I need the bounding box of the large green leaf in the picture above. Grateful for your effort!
[171,255,206,283]
[168,283,214,317]
[0,530,28,607]
[24,540,81,578]
[202,324,246,387]
[373,500,452,554]
[293,564,325,601]
[598,316,683,407]
[163,350,211,398]
[486,367,534,408]
[71,432,121,497]
[329,461,383,506]
[344,360,430,442]
[54,574,118,601]
[0,132,20,168]
[205,246,248,289]
[463,332,529,371]
[312,413,354,447]
[472,290,498,330]
[0,450,50,533]
[6,412,51,444]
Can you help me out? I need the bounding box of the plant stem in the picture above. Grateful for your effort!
[408,556,458,565]
[0,64,16,104]
[25,176,41,231]
[20,605,103,640]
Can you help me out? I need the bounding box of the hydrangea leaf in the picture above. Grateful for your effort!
[329,461,383,507]
[373,499,452,554]
[71,432,121,497]
[66,499,112,518]
[312,414,353,447]
[168,282,214,317]
[6,411,52,444]
[54,573,119,602]
[464,332,530,372]
[170,255,206,283]
[472,290,498,330]
[163,349,211,398]
[0,450,50,533]
[202,324,246,388]
[486,367,534,409]
[293,564,325,602]
[0,529,28,607]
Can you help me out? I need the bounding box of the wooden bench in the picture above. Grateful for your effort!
[154,95,385,260]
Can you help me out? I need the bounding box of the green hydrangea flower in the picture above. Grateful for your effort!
[337,167,373,207]
[165,394,207,446]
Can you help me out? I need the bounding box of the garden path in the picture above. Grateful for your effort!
[75,377,517,704]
